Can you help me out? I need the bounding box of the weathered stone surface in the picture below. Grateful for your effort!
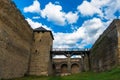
[52,58,82,75]
[116,20,120,65]
[0,0,33,79]
[29,31,53,76]
[0,0,54,79]
[90,19,120,72]
[83,54,90,71]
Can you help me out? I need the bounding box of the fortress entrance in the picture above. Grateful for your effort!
[71,63,79,73]
[61,64,68,73]
[51,48,90,75]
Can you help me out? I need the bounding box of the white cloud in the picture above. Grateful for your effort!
[26,18,40,29]
[77,0,120,19]
[53,18,110,48]
[65,12,79,24]
[103,0,120,19]
[90,0,119,19]
[24,0,41,13]
[24,1,79,26]
[41,2,79,26]
[91,0,110,8]
[41,2,66,26]
[79,18,106,45]
[77,1,102,16]
[26,18,51,30]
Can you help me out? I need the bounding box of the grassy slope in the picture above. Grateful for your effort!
[9,67,120,80]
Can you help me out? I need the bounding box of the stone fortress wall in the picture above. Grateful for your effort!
[90,19,120,72]
[0,0,53,79]
[0,0,120,79]
[0,0,33,79]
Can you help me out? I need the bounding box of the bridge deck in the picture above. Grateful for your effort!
[52,48,90,51]
[51,48,90,55]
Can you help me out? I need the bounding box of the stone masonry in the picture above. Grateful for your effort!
[0,0,33,79]
[53,58,82,75]
[90,19,120,72]
[0,0,54,79]
[29,27,54,76]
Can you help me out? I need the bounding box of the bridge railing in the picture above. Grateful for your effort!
[52,48,90,51]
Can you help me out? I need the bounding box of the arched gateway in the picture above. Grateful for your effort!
[61,64,68,73]
[71,63,80,73]
[51,48,90,75]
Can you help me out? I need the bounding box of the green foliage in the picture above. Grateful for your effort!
[9,67,120,80]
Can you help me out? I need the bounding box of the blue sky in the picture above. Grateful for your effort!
[12,0,120,49]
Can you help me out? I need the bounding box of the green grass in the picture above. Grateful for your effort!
[8,67,120,80]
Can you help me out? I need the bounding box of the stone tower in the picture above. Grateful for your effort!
[29,27,54,76]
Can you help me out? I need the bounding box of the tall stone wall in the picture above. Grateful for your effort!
[0,0,33,79]
[29,31,53,76]
[116,20,120,65]
[90,19,120,72]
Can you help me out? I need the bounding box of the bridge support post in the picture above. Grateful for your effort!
[67,53,71,74]
[87,52,91,71]
[81,55,85,72]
